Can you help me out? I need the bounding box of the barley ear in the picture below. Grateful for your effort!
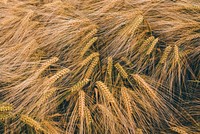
[139,36,155,53]
[79,90,85,134]
[81,52,99,66]
[70,79,90,92]
[80,37,98,57]
[174,45,179,63]
[48,68,70,84]
[20,115,44,132]
[146,38,159,55]
[171,127,188,134]
[114,63,128,79]
[96,81,115,103]
[160,46,172,64]
[84,57,99,79]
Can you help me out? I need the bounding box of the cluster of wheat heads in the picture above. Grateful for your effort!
[0,0,199,134]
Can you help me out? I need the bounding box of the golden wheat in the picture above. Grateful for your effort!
[0,104,13,112]
[48,68,70,84]
[121,87,133,116]
[80,37,98,57]
[139,36,155,53]
[40,87,57,103]
[114,63,128,79]
[107,56,113,83]
[96,81,115,103]
[20,115,44,132]
[70,79,90,92]
[78,90,85,134]
[130,15,144,35]
[84,57,99,79]
[160,46,172,64]
[171,127,188,134]
[146,38,159,55]
[81,52,99,66]
[0,113,13,121]
[174,45,179,63]
[132,74,157,99]
[36,57,59,76]
[136,128,143,134]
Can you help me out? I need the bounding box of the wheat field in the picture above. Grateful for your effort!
[0,0,199,134]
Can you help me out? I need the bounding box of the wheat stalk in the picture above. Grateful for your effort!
[20,115,44,132]
[146,38,159,55]
[96,81,115,103]
[114,63,128,79]
[84,57,99,79]
[160,46,172,64]
[81,52,99,66]
[80,37,98,57]
[70,79,90,92]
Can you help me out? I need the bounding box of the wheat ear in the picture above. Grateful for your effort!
[136,128,143,134]
[184,4,200,11]
[85,107,92,133]
[79,90,85,134]
[81,52,99,66]
[36,57,58,77]
[96,81,115,103]
[114,63,128,79]
[40,87,57,103]
[107,57,113,83]
[0,104,13,112]
[131,15,144,34]
[160,46,172,64]
[80,37,98,57]
[146,38,159,55]
[48,68,70,84]
[132,74,157,99]
[20,115,44,132]
[121,87,133,116]
[174,45,179,63]
[139,36,155,53]
[85,107,92,125]
[0,113,13,121]
[84,57,99,79]
[70,79,90,92]
[120,57,132,66]
[171,127,187,134]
